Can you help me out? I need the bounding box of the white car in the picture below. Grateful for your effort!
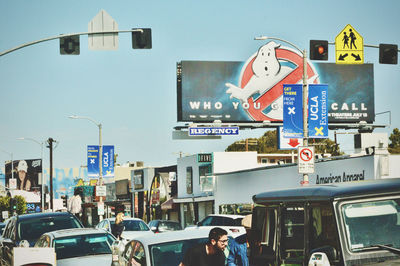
[186,214,246,237]
[96,217,154,241]
[113,226,222,266]
[34,228,115,266]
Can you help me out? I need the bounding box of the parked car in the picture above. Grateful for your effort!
[96,217,153,241]
[187,214,246,237]
[34,228,115,265]
[112,226,218,266]
[0,211,83,266]
[250,178,400,266]
[148,220,182,233]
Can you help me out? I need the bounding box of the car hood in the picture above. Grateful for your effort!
[121,230,153,240]
[57,254,112,266]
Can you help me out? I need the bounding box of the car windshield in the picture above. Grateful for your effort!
[201,216,243,226]
[158,221,182,232]
[150,237,208,266]
[111,220,149,231]
[18,216,82,241]
[54,233,114,259]
[342,199,400,251]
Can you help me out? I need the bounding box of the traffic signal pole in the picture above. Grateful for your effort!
[0,29,144,57]
[302,49,309,185]
[255,36,310,186]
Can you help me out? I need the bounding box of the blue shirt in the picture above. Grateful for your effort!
[227,234,249,266]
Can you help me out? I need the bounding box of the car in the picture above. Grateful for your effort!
[148,219,182,233]
[250,178,400,266]
[95,217,153,241]
[112,226,224,266]
[34,228,116,265]
[0,211,83,266]
[187,214,246,237]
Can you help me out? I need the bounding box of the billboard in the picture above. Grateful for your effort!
[5,159,42,206]
[177,42,374,124]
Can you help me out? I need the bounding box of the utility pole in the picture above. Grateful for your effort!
[47,138,55,211]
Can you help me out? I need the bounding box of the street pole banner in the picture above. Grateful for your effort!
[87,145,100,177]
[283,84,303,138]
[308,84,329,138]
[87,145,115,178]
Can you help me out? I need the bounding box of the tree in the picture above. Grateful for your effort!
[389,128,400,154]
[225,129,343,156]
[1,196,27,217]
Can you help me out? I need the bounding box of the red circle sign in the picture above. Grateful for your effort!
[300,148,313,162]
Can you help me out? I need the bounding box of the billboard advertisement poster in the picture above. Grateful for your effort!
[177,43,374,124]
[5,159,42,206]
[87,145,115,178]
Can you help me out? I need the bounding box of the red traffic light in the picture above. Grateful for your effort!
[310,40,328,60]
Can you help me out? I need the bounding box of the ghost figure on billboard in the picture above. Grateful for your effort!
[226,42,283,118]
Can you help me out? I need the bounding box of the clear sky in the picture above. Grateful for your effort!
[0,0,399,170]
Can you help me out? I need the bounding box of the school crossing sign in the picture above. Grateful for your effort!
[335,24,364,64]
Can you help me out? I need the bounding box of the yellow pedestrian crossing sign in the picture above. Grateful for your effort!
[335,24,364,64]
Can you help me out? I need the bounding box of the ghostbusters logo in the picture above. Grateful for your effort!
[226,41,320,121]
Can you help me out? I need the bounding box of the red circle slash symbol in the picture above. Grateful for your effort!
[300,148,313,162]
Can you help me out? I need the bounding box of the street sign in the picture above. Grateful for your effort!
[96,185,107,197]
[298,146,315,174]
[335,24,364,64]
[283,84,303,138]
[278,126,302,150]
[9,178,16,190]
[308,84,328,138]
[88,9,118,50]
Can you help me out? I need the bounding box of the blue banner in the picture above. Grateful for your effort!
[308,84,329,138]
[87,145,115,177]
[283,84,303,138]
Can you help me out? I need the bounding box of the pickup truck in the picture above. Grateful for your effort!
[249,178,400,266]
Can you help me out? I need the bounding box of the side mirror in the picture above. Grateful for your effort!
[309,246,337,263]
[308,252,331,266]
[150,226,157,232]
[19,240,30,247]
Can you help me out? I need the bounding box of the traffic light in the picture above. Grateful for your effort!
[379,44,398,64]
[10,198,17,212]
[132,28,152,49]
[61,195,68,208]
[60,36,80,55]
[310,40,328,60]
[169,180,177,197]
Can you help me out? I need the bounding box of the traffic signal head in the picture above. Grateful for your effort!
[132,28,152,49]
[10,198,17,211]
[61,195,68,208]
[60,36,80,55]
[310,40,328,60]
[379,44,398,64]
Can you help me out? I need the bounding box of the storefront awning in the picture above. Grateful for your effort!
[173,195,214,203]
[161,198,178,210]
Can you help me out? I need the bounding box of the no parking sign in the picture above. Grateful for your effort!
[298,146,315,174]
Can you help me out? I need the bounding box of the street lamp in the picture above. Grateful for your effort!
[69,115,104,219]
[17,137,45,211]
[0,148,14,182]
[255,36,309,185]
